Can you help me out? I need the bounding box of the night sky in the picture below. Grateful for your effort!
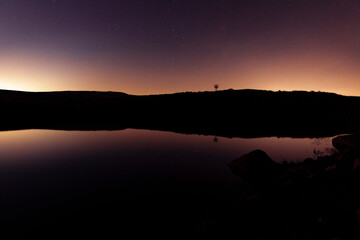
[1,0,360,95]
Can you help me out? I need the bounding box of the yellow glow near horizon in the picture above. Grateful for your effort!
[1,48,360,96]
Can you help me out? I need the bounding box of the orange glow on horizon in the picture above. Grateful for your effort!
[1,48,360,96]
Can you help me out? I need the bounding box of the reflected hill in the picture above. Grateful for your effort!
[1,89,360,138]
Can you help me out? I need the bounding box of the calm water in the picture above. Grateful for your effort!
[0,129,335,238]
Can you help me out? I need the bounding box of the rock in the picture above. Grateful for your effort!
[332,134,360,154]
[353,158,360,171]
[228,150,278,183]
[325,164,337,172]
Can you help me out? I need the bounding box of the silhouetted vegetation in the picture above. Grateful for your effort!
[226,134,360,239]
[1,89,360,137]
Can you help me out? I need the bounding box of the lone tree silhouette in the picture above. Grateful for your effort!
[214,84,219,91]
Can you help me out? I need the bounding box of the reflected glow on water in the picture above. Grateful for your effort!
[0,129,333,164]
[0,128,337,237]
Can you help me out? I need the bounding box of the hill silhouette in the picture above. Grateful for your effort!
[1,89,360,137]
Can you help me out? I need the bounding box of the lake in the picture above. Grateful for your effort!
[0,129,335,238]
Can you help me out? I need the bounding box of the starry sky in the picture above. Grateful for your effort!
[1,0,360,95]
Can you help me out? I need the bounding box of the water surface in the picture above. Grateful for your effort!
[0,128,333,163]
[0,129,335,238]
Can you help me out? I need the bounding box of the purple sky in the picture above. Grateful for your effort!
[1,0,360,95]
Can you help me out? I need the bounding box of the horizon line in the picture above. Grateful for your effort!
[0,88,355,97]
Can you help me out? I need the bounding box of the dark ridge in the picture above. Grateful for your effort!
[1,89,359,138]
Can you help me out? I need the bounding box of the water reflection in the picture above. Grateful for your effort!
[0,129,337,238]
[0,129,333,164]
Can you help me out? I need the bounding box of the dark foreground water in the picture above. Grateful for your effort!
[0,129,334,239]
